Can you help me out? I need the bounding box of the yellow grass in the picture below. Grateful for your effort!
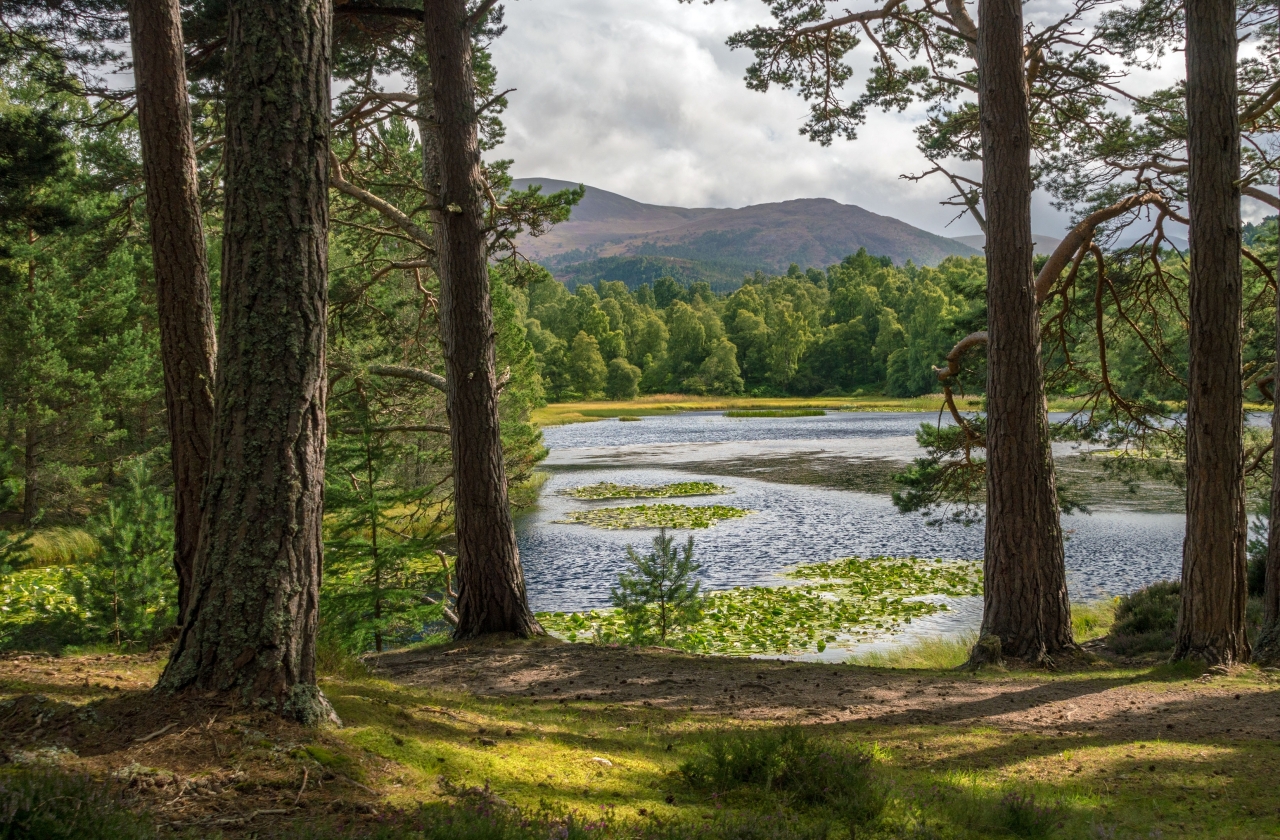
[532,394,1094,426]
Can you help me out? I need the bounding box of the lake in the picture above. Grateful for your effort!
[514,410,1187,653]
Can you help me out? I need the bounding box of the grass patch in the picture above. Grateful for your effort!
[1072,600,1117,642]
[564,482,729,501]
[723,409,826,418]
[680,727,884,827]
[851,633,977,669]
[532,395,1098,426]
[3,648,1280,839]
[10,528,98,568]
[540,556,981,655]
[0,768,155,839]
[554,504,751,530]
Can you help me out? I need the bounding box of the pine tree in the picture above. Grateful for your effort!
[71,460,176,649]
[611,529,703,645]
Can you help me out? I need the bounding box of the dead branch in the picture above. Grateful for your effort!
[369,364,447,392]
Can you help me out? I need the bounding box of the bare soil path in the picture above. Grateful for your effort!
[371,637,1280,744]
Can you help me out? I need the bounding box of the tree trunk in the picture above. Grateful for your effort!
[21,247,38,528]
[1176,0,1250,664]
[158,0,337,724]
[1264,259,1280,660]
[419,2,542,639]
[126,0,218,621]
[974,0,1073,662]
[21,402,37,527]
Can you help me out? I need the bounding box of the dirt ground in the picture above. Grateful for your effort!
[370,637,1280,744]
[0,651,385,833]
[1,640,1278,836]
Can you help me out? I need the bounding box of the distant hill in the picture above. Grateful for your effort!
[556,255,758,293]
[512,178,982,287]
[950,232,1064,256]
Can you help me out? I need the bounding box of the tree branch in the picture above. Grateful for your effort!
[1243,184,1280,211]
[794,0,909,36]
[369,364,447,392]
[1033,191,1164,304]
[329,152,435,249]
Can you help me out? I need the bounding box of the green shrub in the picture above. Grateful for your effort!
[680,728,884,826]
[0,769,155,840]
[68,461,176,649]
[1107,581,1179,655]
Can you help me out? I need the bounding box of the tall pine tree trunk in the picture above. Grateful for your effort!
[975,0,1073,662]
[419,2,541,638]
[158,0,336,723]
[127,0,217,621]
[1177,0,1250,664]
[1264,258,1280,660]
[21,248,38,528]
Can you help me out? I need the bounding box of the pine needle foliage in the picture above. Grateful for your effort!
[610,528,703,644]
[323,385,450,655]
[68,460,175,649]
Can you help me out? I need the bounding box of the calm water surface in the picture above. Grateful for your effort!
[515,411,1186,648]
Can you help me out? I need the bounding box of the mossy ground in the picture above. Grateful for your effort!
[2,638,1278,838]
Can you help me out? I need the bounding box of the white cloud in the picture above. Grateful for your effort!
[490,0,995,236]
[489,0,1193,238]
[483,1,1203,235]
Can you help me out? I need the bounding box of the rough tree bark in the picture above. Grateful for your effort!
[126,0,218,620]
[158,0,337,723]
[1265,247,1280,660]
[974,0,1073,662]
[1174,0,1251,665]
[419,2,542,638]
[1262,83,1280,665]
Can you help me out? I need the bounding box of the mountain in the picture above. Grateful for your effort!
[950,233,1064,256]
[512,178,982,287]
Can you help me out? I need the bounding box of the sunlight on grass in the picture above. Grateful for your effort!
[20,528,98,567]
[850,633,976,669]
[1072,599,1118,642]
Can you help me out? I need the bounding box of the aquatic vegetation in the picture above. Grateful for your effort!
[724,409,826,418]
[555,503,750,530]
[564,481,729,500]
[539,555,982,655]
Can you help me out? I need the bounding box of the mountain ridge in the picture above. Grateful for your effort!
[512,178,982,284]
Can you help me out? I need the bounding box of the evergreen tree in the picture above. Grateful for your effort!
[159,0,336,724]
[71,460,176,649]
[611,529,703,645]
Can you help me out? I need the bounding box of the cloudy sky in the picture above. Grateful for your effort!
[486,0,1218,239]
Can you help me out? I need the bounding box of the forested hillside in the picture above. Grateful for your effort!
[520,251,987,399]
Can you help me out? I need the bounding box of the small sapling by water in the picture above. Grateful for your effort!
[610,528,704,644]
